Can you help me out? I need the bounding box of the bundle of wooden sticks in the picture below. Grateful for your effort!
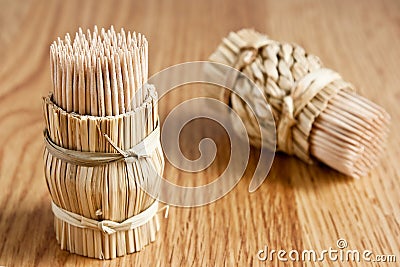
[209,29,390,178]
[50,25,148,115]
[43,26,164,259]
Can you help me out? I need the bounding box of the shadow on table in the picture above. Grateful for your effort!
[245,149,353,191]
[0,200,72,266]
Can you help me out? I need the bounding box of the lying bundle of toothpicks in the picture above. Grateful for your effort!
[209,29,390,178]
[43,26,164,259]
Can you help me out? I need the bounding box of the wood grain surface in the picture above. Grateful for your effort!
[0,0,399,266]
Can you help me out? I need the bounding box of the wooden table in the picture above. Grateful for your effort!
[0,0,399,266]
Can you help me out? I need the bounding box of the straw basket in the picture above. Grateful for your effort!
[209,29,390,178]
[42,85,164,259]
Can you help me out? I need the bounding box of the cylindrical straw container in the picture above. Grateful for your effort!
[42,26,164,259]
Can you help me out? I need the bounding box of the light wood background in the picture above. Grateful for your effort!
[0,0,399,266]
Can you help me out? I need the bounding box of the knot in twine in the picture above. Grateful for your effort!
[52,200,168,235]
[44,124,160,166]
[232,44,348,156]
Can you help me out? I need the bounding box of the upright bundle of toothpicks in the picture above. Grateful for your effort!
[42,26,164,259]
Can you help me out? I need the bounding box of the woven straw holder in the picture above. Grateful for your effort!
[42,85,164,259]
[209,29,390,178]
